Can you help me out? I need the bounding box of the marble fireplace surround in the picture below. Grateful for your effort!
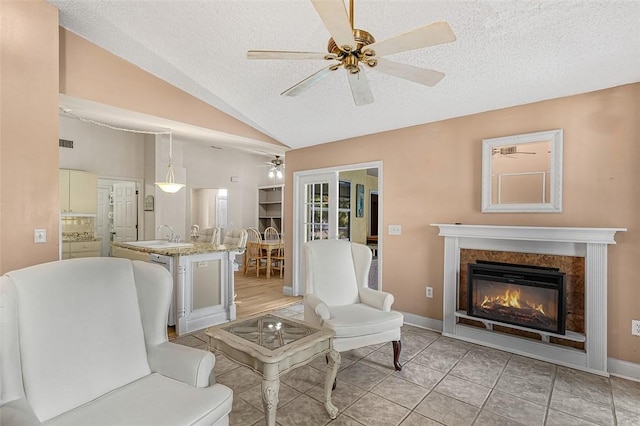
[433,224,626,376]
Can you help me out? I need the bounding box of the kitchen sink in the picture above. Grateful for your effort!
[126,240,194,249]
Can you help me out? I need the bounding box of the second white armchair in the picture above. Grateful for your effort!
[302,239,404,371]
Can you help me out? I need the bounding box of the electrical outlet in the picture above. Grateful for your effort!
[388,224,402,235]
[632,320,640,336]
[34,229,46,243]
[426,286,433,298]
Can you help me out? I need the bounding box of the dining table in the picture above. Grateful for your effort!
[246,239,282,279]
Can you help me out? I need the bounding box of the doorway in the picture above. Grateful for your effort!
[97,178,141,256]
[292,161,382,296]
[369,191,379,238]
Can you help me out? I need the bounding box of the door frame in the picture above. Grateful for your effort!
[290,161,383,297]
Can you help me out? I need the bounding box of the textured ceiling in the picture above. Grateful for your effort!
[50,0,640,152]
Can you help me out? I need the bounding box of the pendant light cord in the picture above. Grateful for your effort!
[61,108,184,192]
[60,108,172,138]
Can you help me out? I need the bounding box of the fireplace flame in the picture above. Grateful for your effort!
[480,288,546,315]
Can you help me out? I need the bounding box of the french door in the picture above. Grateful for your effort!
[291,172,338,295]
[291,162,383,297]
[302,174,338,242]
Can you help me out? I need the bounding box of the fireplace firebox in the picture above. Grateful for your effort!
[467,260,566,334]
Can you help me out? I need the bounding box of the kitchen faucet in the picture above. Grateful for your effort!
[156,224,175,242]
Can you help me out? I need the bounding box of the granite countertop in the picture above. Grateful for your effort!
[111,241,242,256]
[62,232,100,243]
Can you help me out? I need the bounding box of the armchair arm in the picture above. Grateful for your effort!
[304,294,331,320]
[359,287,394,312]
[147,342,215,388]
[0,398,42,426]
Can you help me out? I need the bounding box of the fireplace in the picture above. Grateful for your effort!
[467,260,566,334]
[434,224,625,376]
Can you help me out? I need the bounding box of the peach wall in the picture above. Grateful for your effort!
[284,84,640,364]
[0,1,60,273]
[59,29,283,148]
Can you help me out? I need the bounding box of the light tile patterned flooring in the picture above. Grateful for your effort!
[172,302,640,426]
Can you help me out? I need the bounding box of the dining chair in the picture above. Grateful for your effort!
[244,227,267,277]
[264,226,280,242]
[270,236,285,279]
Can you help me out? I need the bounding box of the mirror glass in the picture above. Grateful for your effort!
[482,129,563,213]
[190,188,228,231]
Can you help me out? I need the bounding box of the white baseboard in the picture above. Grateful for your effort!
[401,311,640,381]
[402,311,443,333]
[608,357,640,382]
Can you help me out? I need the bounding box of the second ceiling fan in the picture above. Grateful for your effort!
[248,0,456,106]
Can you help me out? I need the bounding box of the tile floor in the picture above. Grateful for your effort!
[172,302,640,426]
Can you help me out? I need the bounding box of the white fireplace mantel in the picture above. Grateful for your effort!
[432,224,626,376]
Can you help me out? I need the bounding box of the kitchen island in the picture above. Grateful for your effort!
[112,241,244,335]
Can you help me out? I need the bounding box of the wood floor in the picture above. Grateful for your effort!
[234,270,302,318]
[168,271,300,338]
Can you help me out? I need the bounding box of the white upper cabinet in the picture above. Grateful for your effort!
[59,169,98,214]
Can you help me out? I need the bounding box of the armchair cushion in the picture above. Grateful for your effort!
[323,304,404,338]
[44,374,232,426]
[303,240,361,306]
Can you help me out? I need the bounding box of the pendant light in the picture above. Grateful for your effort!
[155,132,185,193]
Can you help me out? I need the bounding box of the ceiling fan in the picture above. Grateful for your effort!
[247,0,456,106]
[267,155,285,179]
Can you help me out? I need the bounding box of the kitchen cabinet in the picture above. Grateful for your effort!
[62,240,101,259]
[112,241,242,334]
[258,185,283,234]
[59,169,98,214]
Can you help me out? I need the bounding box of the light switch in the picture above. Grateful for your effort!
[388,224,402,235]
[34,229,47,243]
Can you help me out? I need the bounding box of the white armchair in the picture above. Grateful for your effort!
[303,239,404,371]
[0,257,233,425]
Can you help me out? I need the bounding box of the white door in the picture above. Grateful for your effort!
[113,182,138,242]
[292,172,338,296]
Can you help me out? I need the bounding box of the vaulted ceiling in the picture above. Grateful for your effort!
[50,0,640,153]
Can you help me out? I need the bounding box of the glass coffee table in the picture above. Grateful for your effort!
[206,313,340,426]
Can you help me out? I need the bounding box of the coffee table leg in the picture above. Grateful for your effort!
[324,349,340,419]
[262,365,280,426]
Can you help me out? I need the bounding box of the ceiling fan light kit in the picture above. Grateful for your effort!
[248,0,457,106]
[267,155,285,179]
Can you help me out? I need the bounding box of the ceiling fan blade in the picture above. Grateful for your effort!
[364,21,456,58]
[281,65,336,97]
[311,0,356,51]
[347,68,374,106]
[248,50,329,60]
[372,58,445,87]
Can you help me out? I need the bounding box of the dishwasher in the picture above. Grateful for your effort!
[149,253,176,326]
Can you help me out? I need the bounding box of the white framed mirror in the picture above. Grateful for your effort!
[482,129,563,213]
